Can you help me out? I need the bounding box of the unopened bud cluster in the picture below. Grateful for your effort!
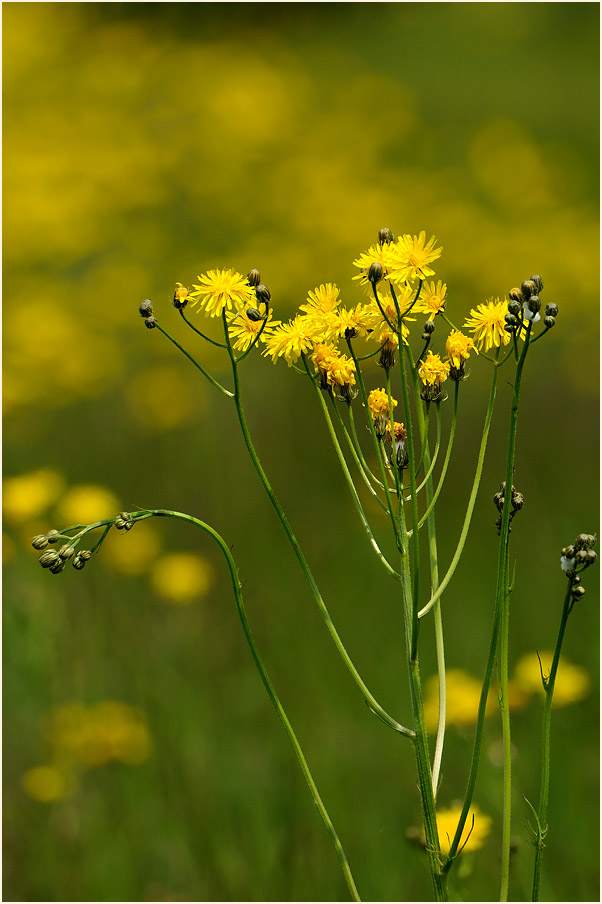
[33,531,93,575]
[139,299,157,328]
[506,274,557,334]
[493,482,524,535]
[560,533,597,602]
[115,512,135,531]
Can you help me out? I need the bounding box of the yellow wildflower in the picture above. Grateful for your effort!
[57,484,120,525]
[352,242,392,287]
[414,280,447,320]
[464,298,511,352]
[226,307,280,352]
[173,282,190,308]
[3,469,65,525]
[323,304,375,341]
[47,701,152,767]
[435,804,492,854]
[22,765,74,803]
[384,231,442,284]
[418,351,450,401]
[151,552,213,604]
[423,669,496,732]
[299,283,341,317]
[310,344,357,400]
[262,315,316,366]
[189,268,255,318]
[445,330,476,381]
[367,388,397,419]
[513,652,590,707]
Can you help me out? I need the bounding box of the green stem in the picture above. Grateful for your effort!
[222,317,411,737]
[531,580,573,901]
[147,508,361,902]
[398,337,421,659]
[415,381,459,531]
[499,542,512,902]
[302,355,401,581]
[179,309,228,348]
[155,322,234,397]
[347,404,394,500]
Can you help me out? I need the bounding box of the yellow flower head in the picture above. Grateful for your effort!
[352,243,392,287]
[446,330,476,370]
[415,280,447,320]
[513,652,590,707]
[173,282,190,308]
[383,231,442,284]
[464,298,511,352]
[151,552,213,604]
[435,804,492,854]
[310,344,356,398]
[226,307,280,352]
[418,351,450,390]
[367,388,397,419]
[423,669,496,733]
[190,268,255,318]
[262,315,316,366]
[385,421,407,442]
[367,287,415,345]
[300,283,341,317]
[325,304,375,341]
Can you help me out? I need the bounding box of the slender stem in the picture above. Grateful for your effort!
[155,322,234,397]
[418,360,499,619]
[347,404,394,499]
[531,579,573,901]
[415,381,459,531]
[146,508,361,902]
[221,316,411,736]
[442,329,531,877]
[302,355,401,581]
[499,542,513,902]
[406,403,441,500]
[398,336,421,659]
[179,309,228,348]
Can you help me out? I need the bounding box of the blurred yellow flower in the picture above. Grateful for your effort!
[22,765,73,804]
[435,804,492,854]
[3,533,16,565]
[190,268,255,318]
[423,669,496,733]
[464,298,511,352]
[150,552,213,604]
[513,652,590,707]
[102,521,161,576]
[3,468,64,525]
[57,484,120,525]
[47,701,152,767]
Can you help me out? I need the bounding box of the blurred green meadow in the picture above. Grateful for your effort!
[3,3,599,901]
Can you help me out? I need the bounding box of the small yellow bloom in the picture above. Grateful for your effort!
[3,469,65,525]
[262,315,317,366]
[22,765,74,803]
[190,268,255,318]
[103,521,161,576]
[322,304,375,341]
[418,351,450,401]
[299,283,341,317]
[383,231,442,284]
[367,388,397,419]
[226,307,280,352]
[352,243,392,287]
[423,669,496,732]
[173,282,190,307]
[513,652,590,707]
[445,330,476,370]
[151,552,213,604]
[47,701,152,767]
[415,280,447,320]
[435,804,492,854]
[464,298,511,352]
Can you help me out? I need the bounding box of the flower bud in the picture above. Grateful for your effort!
[39,550,60,568]
[527,295,541,315]
[31,535,49,550]
[58,544,75,560]
[144,316,158,329]
[139,299,154,318]
[378,227,395,245]
[509,288,523,304]
[504,324,515,333]
[368,262,384,284]
[423,320,436,334]
[511,492,524,510]
[521,279,536,299]
[255,284,271,305]
[72,554,86,570]
[505,313,518,326]
[247,269,261,287]
[561,545,575,559]
[575,533,596,550]
[114,517,127,530]
[246,307,263,322]
[79,550,92,561]
[507,299,522,316]
[544,302,558,318]
[49,558,66,575]
[530,275,544,293]
[46,530,60,544]
[571,585,586,601]
[544,316,555,329]
[173,285,189,309]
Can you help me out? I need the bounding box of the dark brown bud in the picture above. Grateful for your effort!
[507,299,522,316]
[255,284,271,305]
[505,313,518,326]
[521,280,536,299]
[543,315,555,329]
[144,316,158,329]
[368,262,384,284]
[423,320,436,334]
[561,545,575,559]
[575,533,596,550]
[530,275,544,293]
[72,554,86,570]
[378,227,395,245]
[46,530,60,544]
[31,535,49,550]
[139,299,154,318]
[58,544,75,560]
[544,302,558,317]
[247,269,261,287]
[511,492,524,510]
[39,550,60,568]
[571,585,586,601]
[246,307,263,322]
[509,288,524,304]
[527,295,541,315]
[49,558,66,575]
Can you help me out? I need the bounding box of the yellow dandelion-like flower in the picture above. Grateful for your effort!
[435,804,492,854]
[310,344,357,396]
[151,552,213,604]
[57,484,120,526]
[173,282,190,308]
[262,315,317,366]
[415,280,447,320]
[352,243,392,287]
[367,287,415,344]
[445,330,477,370]
[226,307,280,352]
[367,388,397,419]
[3,468,65,525]
[418,351,450,400]
[423,669,496,733]
[463,298,511,352]
[300,283,341,317]
[323,304,375,341]
[189,268,255,318]
[22,765,74,804]
[513,652,590,707]
[384,231,442,284]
